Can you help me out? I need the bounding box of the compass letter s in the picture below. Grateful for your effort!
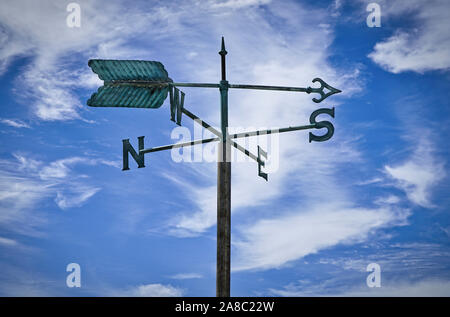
[309,107,335,143]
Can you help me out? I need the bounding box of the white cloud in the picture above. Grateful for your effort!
[0,169,51,236]
[269,241,450,296]
[0,262,62,296]
[374,195,401,205]
[233,203,408,271]
[169,273,203,280]
[110,1,416,276]
[149,0,363,239]
[384,138,445,207]
[0,236,19,247]
[210,0,271,9]
[38,156,119,180]
[0,1,419,279]
[0,154,115,234]
[0,0,168,121]
[356,177,383,186]
[0,0,360,123]
[342,279,450,297]
[13,153,42,171]
[271,279,450,297]
[39,157,86,180]
[120,283,183,297]
[0,118,30,128]
[367,0,450,73]
[318,242,450,274]
[54,185,100,209]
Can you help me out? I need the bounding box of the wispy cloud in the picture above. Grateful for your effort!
[115,283,184,297]
[98,1,420,277]
[0,168,51,236]
[0,262,61,296]
[233,203,409,271]
[54,185,100,209]
[0,118,30,128]
[0,236,19,247]
[269,242,450,296]
[271,279,450,297]
[0,0,168,121]
[148,0,363,240]
[365,0,450,73]
[383,108,446,208]
[169,273,203,280]
[0,153,117,235]
[384,141,445,207]
[209,0,271,9]
[374,195,401,206]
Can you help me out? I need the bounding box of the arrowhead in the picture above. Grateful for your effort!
[310,78,341,103]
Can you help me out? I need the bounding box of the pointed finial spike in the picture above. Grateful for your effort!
[219,36,227,56]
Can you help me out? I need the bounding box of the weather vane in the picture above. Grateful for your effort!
[87,37,341,297]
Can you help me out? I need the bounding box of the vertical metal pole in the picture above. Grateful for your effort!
[217,37,231,297]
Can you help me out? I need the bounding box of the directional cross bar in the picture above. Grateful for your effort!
[181,107,262,164]
[98,79,341,104]
[130,104,335,172]
[136,105,262,164]
[229,124,317,139]
[140,136,219,154]
[171,79,341,103]
[137,123,324,158]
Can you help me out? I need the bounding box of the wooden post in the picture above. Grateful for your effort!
[217,141,231,297]
[217,37,231,297]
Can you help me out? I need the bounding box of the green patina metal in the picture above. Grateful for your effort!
[309,107,335,143]
[140,136,219,154]
[87,59,172,109]
[169,86,185,125]
[122,136,145,171]
[87,84,170,108]
[88,59,171,82]
[180,107,261,164]
[229,78,341,104]
[257,146,268,181]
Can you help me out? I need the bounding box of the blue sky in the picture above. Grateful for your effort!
[0,0,449,296]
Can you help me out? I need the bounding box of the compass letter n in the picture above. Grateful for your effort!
[122,136,145,170]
